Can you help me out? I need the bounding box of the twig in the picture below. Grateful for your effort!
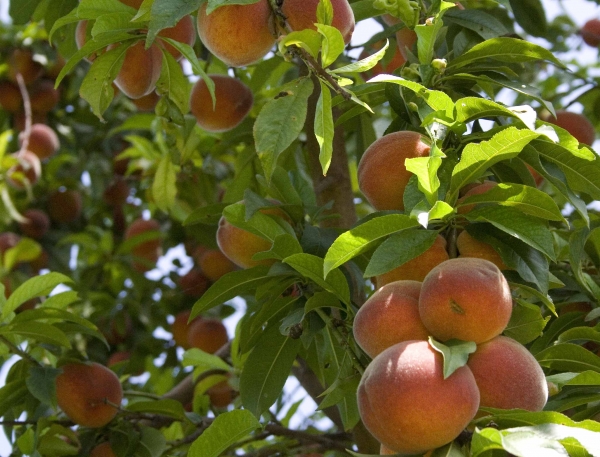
[15,73,32,156]
[0,335,42,366]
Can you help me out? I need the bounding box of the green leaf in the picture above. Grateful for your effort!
[127,399,187,420]
[91,12,139,35]
[405,156,443,205]
[4,238,42,272]
[279,30,322,59]
[316,0,333,25]
[205,0,260,14]
[283,253,350,305]
[147,0,203,44]
[316,24,345,68]
[155,46,191,116]
[79,43,127,120]
[324,214,419,277]
[190,266,272,318]
[429,337,477,379]
[26,366,61,406]
[188,410,260,457]
[152,155,177,213]
[138,426,168,457]
[304,291,343,314]
[455,97,527,125]
[505,424,600,456]
[0,322,71,347]
[444,8,509,40]
[414,1,454,65]
[0,380,29,418]
[557,327,600,346]
[332,40,389,74]
[465,206,555,261]
[431,442,467,457]
[184,203,228,226]
[254,78,314,183]
[77,0,135,18]
[3,273,74,319]
[315,81,334,175]
[239,325,301,417]
[252,234,303,262]
[449,127,539,201]
[536,343,600,373]
[504,300,549,345]
[508,0,547,37]
[182,348,233,373]
[9,0,43,24]
[448,37,563,70]
[364,229,438,277]
[223,201,290,242]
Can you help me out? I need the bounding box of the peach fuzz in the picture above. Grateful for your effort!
[375,234,449,287]
[358,340,479,455]
[197,0,275,67]
[281,0,355,44]
[354,280,428,358]
[159,15,196,60]
[90,442,117,457]
[357,131,431,211]
[198,248,237,281]
[187,318,229,354]
[190,75,253,133]
[467,336,548,412]
[419,258,513,343]
[19,123,60,160]
[456,230,509,271]
[582,18,600,47]
[55,362,123,428]
[111,41,163,99]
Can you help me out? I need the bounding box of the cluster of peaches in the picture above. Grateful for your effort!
[354,257,549,455]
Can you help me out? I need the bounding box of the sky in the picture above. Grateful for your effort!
[1,0,600,455]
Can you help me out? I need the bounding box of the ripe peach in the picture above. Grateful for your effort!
[197,0,275,67]
[282,0,355,44]
[187,318,229,354]
[375,235,449,287]
[29,79,60,113]
[48,189,83,223]
[207,377,236,408]
[171,310,195,349]
[19,123,60,160]
[467,336,548,412]
[0,81,22,112]
[358,340,480,454]
[190,75,253,133]
[216,203,290,269]
[55,362,123,428]
[159,15,196,60]
[19,209,50,239]
[526,164,544,187]
[582,19,600,47]
[198,249,237,281]
[90,442,116,457]
[456,230,509,271]
[548,110,596,146]
[6,151,42,190]
[124,218,162,272]
[178,268,210,298]
[102,178,129,207]
[457,180,497,214]
[7,49,43,85]
[112,41,163,99]
[357,131,431,211]
[131,91,159,112]
[419,258,513,343]
[354,280,428,358]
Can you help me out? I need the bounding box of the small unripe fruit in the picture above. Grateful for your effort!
[55,362,123,428]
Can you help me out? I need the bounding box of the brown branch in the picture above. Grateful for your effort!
[264,423,352,452]
[15,73,32,156]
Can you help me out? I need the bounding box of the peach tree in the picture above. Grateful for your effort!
[1,0,600,455]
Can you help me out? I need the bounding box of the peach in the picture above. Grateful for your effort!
[375,235,449,287]
[90,442,116,457]
[131,91,159,111]
[190,75,253,133]
[548,110,596,146]
[13,110,47,132]
[467,336,548,412]
[7,49,43,85]
[457,180,498,214]
[6,151,41,190]
[582,18,600,47]
[159,15,196,60]
[48,189,83,223]
[526,164,544,187]
[357,131,431,211]
[19,209,50,239]
[0,81,23,112]
[197,0,275,67]
[0,232,21,255]
[396,27,417,61]
[29,79,60,113]
[198,249,237,281]
[456,230,509,271]
[358,340,480,454]
[207,378,236,408]
[281,0,355,44]
[178,268,210,298]
[187,317,229,354]
[19,123,60,159]
[125,218,162,272]
[112,41,163,99]
[102,178,129,207]
[55,362,123,427]
[216,203,290,269]
[354,280,428,358]
[171,310,195,349]
[419,258,513,343]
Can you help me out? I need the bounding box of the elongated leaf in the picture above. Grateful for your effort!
[324,214,419,277]
[316,24,345,68]
[536,343,600,373]
[127,399,187,420]
[0,380,29,418]
[188,410,261,457]
[155,47,191,116]
[444,8,508,39]
[9,0,43,24]
[0,322,71,347]
[429,338,477,379]
[3,273,74,318]
[504,300,549,345]
[152,155,177,213]
[332,40,389,74]
[190,266,271,318]
[509,0,547,37]
[315,81,334,174]
[77,0,135,17]
[254,78,314,183]
[26,366,61,406]
[239,325,301,417]
[455,97,524,124]
[147,0,203,44]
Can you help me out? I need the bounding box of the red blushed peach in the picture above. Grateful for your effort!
[172,310,195,349]
[457,180,498,214]
[358,340,480,455]
[90,442,117,457]
[55,362,123,428]
[159,15,196,60]
[396,27,417,61]
[198,249,237,281]
[354,280,429,358]
[548,110,596,146]
[207,378,236,408]
[375,235,449,287]
[7,49,43,85]
[419,258,513,343]
[467,336,548,412]
[358,131,431,211]
[582,18,600,47]
[456,230,509,271]
[178,268,210,298]
[19,123,60,160]
[0,81,23,112]
[111,41,163,100]
[124,218,162,272]
[282,0,355,44]
[187,318,229,354]
[131,91,160,112]
[48,189,83,224]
